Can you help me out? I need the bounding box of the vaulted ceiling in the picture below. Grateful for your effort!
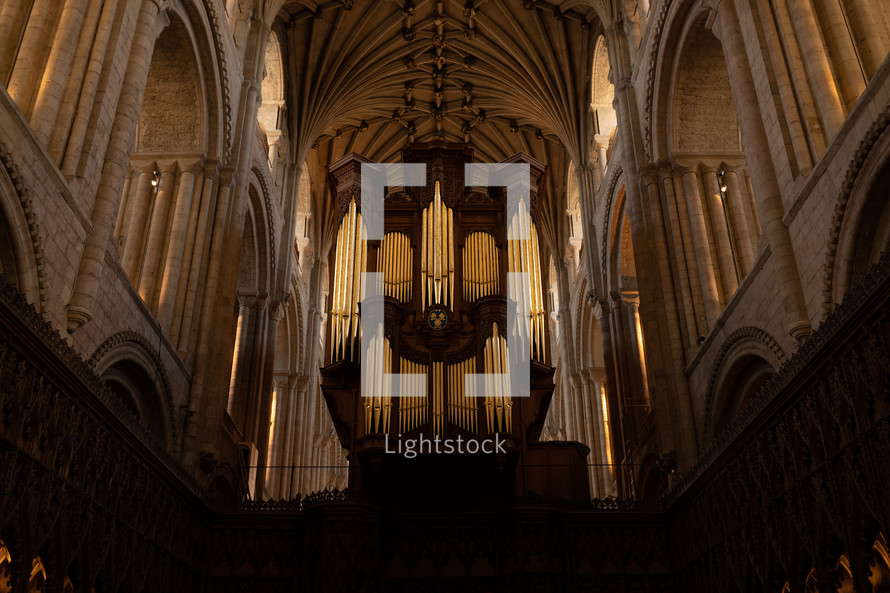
[269,0,605,250]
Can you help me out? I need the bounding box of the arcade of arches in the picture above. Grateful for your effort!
[0,0,889,591]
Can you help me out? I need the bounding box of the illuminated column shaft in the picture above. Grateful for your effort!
[680,166,721,327]
[157,162,201,332]
[121,169,156,282]
[702,167,738,298]
[784,0,845,138]
[138,162,177,308]
[29,0,92,145]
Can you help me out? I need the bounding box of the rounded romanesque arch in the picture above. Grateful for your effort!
[599,167,624,292]
[702,327,786,445]
[0,141,46,312]
[649,0,715,163]
[824,106,890,318]
[89,332,178,453]
[162,0,230,160]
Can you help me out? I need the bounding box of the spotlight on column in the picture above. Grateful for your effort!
[151,170,160,187]
[717,169,728,193]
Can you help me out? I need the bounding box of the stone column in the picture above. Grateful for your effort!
[244,296,270,440]
[157,160,202,333]
[812,0,866,110]
[173,162,219,354]
[30,0,91,145]
[277,373,300,499]
[608,293,635,430]
[593,297,625,496]
[121,167,156,281]
[0,1,28,80]
[182,18,269,468]
[702,166,739,297]
[182,169,237,466]
[784,0,845,138]
[722,166,756,274]
[641,164,699,412]
[6,0,57,111]
[608,20,699,466]
[227,294,257,426]
[46,0,103,162]
[679,165,722,326]
[59,0,121,176]
[67,0,169,332]
[254,300,287,497]
[290,376,313,496]
[138,161,177,308]
[574,163,603,304]
[265,376,289,498]
[712,0,812,341]
[842,0,888,77]
[115,170,135,241]
[580,370,605,495]
[658,166,698,346]
[623,295,651,407]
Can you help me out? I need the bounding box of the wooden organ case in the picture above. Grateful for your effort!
[321,143,590,503]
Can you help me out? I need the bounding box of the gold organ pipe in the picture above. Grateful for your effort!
[406,233,413,301]
[421,182,454,308]
[379,232,413,302]
[506,206,547,362]
[421,209,427,307]
[330,220,344,361]
[398,358,428,433]
[484,332,493,432]
[445,357,477,433]
[465,234,472,301]
[329,200,366,363]
[448,208,454,306]
[342,201,355,360]
[432,362,442,437]
[463,232,498,302]
[482,322,513,433]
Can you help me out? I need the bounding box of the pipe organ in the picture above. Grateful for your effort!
[321,144,590,502]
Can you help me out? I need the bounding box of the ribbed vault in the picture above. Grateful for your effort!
[270,0,603,251]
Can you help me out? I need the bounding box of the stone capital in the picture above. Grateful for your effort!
[592,298,610,321]
[180,158,206,177]
[269,301,287,322]
[672,160,701,177]
[638,164,660,186]
[237,293,257,309]
[254,294,270,311]
[204,159,220,179]
[153,4,172,39]
[218,167,238,188]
